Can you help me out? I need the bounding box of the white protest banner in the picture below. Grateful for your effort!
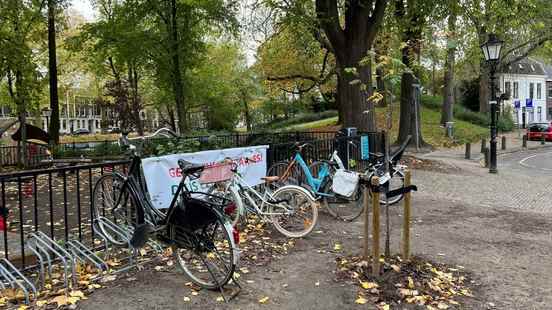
[142,145,268,209]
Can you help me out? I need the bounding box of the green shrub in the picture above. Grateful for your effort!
[420,95,514,132]
[266,110,338,129]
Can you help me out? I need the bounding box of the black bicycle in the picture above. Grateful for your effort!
[91,130,239,289]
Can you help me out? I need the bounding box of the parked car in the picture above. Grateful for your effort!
[73,128,91,136]
[527,123,552,141]
[108,127,121,134]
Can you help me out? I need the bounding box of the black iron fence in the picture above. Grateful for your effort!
[0,161,129,270]
[0,131,383,271]
[0,143,51,167]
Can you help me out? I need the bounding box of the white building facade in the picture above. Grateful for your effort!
[498,59,548,127]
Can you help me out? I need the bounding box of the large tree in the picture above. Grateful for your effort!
[47,0,60,144]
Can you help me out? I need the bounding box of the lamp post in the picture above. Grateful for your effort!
[480,33,503,174]
[41,107,52,132]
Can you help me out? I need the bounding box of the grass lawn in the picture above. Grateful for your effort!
[286,105,488,148]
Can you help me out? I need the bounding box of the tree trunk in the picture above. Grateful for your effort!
[128,65,144,135]
[47,0,60,145]
[397,72,426,147]
[15,70,27,167]
[169,0,186,133]
[376,65,387,107]
[242,96,252,132]
[479,63,490,112]
[335,53,375,132]
[441,12,456,125]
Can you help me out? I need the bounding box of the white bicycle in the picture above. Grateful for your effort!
[210,158,318,238]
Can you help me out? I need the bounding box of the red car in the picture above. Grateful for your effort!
[527,123,552,141]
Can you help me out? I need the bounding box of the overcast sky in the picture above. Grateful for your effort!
[70,0,96,21]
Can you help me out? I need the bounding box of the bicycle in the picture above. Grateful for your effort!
[91,130,240,290]
[267,143,365,221]
[211,156,318,238]
[307,135,410,208]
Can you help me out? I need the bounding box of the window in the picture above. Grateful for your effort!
[513,82,519,99]
[548,85,552,98]
[505,81,511,97]
[529,83,534,99]
[538,107,542,122]
[549,108,552,119]
[537,83,542,99]
[529,110,534,123]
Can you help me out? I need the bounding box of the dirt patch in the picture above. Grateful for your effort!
[401,155,461,174]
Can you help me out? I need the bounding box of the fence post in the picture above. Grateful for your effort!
[501,136,506,150]
[541,135,546,145]
[363,184,370,260]
[480,138,486,153]
[371,176,380,276]
[484,147,490,168]
[464,143,471,159]
[522,135,527,148]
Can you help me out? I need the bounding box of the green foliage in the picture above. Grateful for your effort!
[421,95,514,132]
[266,110,338,129]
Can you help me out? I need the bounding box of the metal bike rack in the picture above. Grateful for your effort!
[66,240,108,272]
[0,259,37,305]
[27,231,77,293]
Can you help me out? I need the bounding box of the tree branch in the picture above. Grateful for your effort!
[315,0,345,52]
[366,0,388,45]
[501,34,552,67]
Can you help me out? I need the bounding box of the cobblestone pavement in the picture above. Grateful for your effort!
[414,147,552,212]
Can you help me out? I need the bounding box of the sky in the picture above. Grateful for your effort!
[70,0,96,21]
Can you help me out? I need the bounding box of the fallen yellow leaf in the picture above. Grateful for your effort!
[216,296,224,302]
[355,296,367,304]
[390,264,401,272]
[36,300,48,307]
[407,276,415,289]
[334,243,342,251]
[70,290,85,298]
[437,302,449,309]
[183,296,191,302]
[258,296,269,304]
[361,281,379,289]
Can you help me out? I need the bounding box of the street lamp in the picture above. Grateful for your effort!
[42,107,52,132]
[480,33,503,174]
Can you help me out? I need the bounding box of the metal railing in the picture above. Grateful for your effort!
[0,131,383,272]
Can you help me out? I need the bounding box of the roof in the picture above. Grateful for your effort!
[499,58,546,76]
[542,63,552,81]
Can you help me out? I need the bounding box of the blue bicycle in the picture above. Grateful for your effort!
[267,143,365,221]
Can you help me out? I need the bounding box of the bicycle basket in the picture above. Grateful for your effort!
[198,162,234,184]
[331,169,360,198]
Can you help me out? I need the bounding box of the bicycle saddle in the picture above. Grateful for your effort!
[178,159,204,175]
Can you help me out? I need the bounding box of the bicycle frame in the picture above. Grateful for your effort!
[227,173,295,219]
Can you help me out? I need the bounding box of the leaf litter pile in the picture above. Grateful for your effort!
[335,255,474,309]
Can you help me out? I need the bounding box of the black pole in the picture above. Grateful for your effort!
[489,64,498,173]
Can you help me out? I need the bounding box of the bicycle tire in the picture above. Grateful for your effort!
[365,169,406,205]
[207,183,244,227]
[311,161,365,222]
[172,218,237,290]
[267,161,303,188]
[269,185,318,238]
[91,173,142,245]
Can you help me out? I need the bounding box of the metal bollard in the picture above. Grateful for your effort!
[501,136,506,150]
[480,138,486,153]
[484,147,490,167]
[541,135,546,145]
[522,135,527,148]
[465,143,471,159]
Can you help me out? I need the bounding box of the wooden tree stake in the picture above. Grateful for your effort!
[402,170,412,260]
[371,176,380,276]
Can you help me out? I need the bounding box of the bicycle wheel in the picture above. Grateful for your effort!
[91,173,140,245]
[207,183,243,227]
[269,186,318,238]
[173,218,237,290]
[379,169,405,205]
[267,161,303,188]
[313,162,365,222]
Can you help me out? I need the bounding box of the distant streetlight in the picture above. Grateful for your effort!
[42,107,52,132]
[480,33,503,174]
